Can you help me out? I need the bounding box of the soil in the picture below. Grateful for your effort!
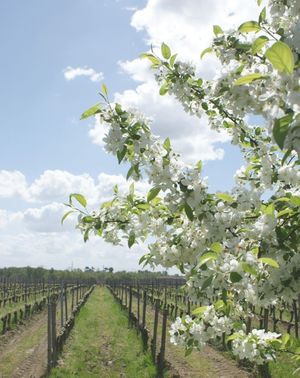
[0,311,48,378]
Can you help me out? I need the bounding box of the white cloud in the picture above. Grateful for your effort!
[131,0,259,75]
[0,169,151,270]
[63,66,104,82]
[0,170,28,199]
[90,0,259,163]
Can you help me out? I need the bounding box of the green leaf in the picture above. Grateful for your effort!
[101,83,108,96]
[259,257,279,268]
[259,7,266,24]
[265,41,295,74]
[195,160,202,173]
[241,263,257,276]
[213,25,223,36]
[80,103,101,120]
[83,229,90,243]
[216,193,234,203]
[69,193,87,208]
[117,146,127,164]
[163,137,171,152]
[61,210,74,224]
[290,196,300,206]
[264,203,275,215]
[128,232,135,248]
[238,21,261,33]
[230,272,243,283]
[184,202,194,221]
[273,114,293,149]
[161,42,171,59]
[147,187,161,202]
[234,73,266,86]
[169,54,177,67]
[277,208,294,218]
[210,242,222,253]
[126,165,135,180]
[140,53,161,67]
[227,333,239,342]
[199,252,218,267]
[252,36,269,54]
[214,300,225,311]
[159,82,169,96]
[200,47,212,59]
[257,0,262,5]
[192,306,208,316]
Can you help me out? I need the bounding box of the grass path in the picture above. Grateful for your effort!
[49,287,157,378]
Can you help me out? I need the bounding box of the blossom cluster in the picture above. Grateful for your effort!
[67,0,300,368]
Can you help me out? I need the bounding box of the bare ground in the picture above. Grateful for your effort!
[0,311,48,378]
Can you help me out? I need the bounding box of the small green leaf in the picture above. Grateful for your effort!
[117,146,127,164]
[128,232,135,248]
[61,210,74,224]
[147,187,161,202]
[163,137,171,152]
[199,252,218,267]
[192,306,208,316]
[213,25,223,36]
[80,103,101,120]
[69,193,87,208]
[216,193,234,203]
[241,263,257,276]
[101,83,108,96]
[200,47,212,59]
[184,202,194,221]
[140,53,161,67]
[159,82,169,95]
[230,272,243,283]
[259,7,266,24]
[265,41,295,74]
[290,196,300,206]
[210,242,222,253]
[252,36,269,54]
[238,21,261,33]
[259,257,279,268]
[273,114,293,149]
[195,160,202,173]
[169,54,177,67]
[257,0,262,5]
[161,42,171,59]
[234,73,266,86]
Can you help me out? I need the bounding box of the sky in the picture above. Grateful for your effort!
[0,0,260,271]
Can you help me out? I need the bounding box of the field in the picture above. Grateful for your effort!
[0,276,299,378]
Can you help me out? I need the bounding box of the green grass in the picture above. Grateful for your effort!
[49,287,157,378]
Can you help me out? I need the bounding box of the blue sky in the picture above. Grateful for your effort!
[0,0,147,181]
[0,0,258,270]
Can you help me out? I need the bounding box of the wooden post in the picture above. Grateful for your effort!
[158,308,168,376]
[128,286,132,327]
[137,285,140,324]
[151,299,159,361]
[47,303,52,370]
[64,284,68,322]
[264,308,269,331]
[142,290,147,328]
[51,301,57,366]
[71,288,74,311]
[60,284,64,328]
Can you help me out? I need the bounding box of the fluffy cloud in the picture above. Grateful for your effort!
[0,170,28,199]
[1,169,149,205]
[89,0,259,163]
[131,0,259,69]
[0,169,152,270]
[63,66,104,82]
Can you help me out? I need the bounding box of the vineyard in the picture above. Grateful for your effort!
[0,274,94,377]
